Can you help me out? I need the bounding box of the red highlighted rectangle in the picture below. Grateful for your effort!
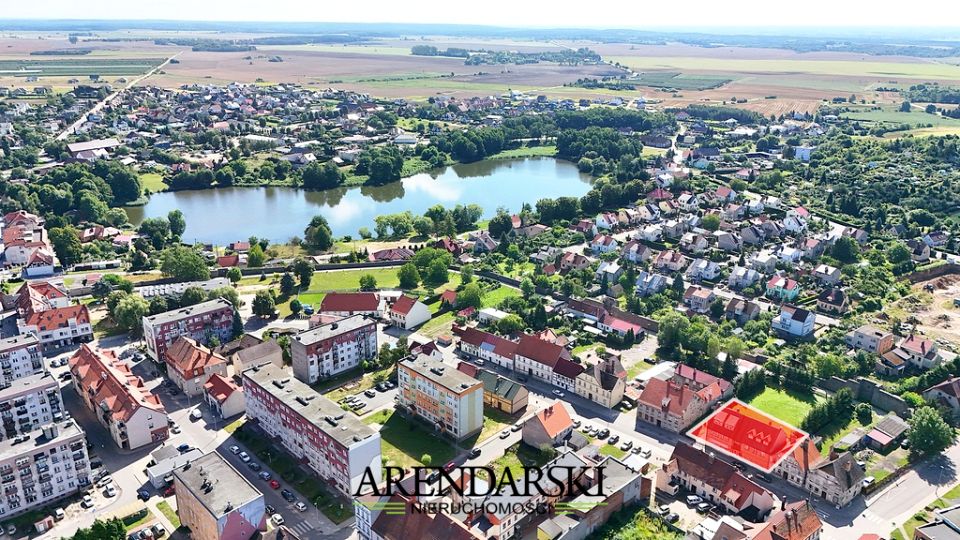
[688,399,808,473]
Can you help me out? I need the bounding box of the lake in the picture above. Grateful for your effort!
[125,157,592,245]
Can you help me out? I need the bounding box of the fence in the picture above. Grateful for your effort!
[818,376,910,417]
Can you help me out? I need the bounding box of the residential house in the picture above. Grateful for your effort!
[924,231,950,248]
[595,212,619,231]
[522,402,573,448]
[684,286,716,314]
[741,225,766,246]
[908,239,931,263]
[725,298,762,325]
[559,252,591,273]
[845,325,895,355]
[165,337,229,397]
[816,288,848,314]
[777,245,803,265]
[574,356,626,409]
[766,276,800,302]
[658,443,774,520]
[680,233,709,254]
[596,260,623,285]
[636,374,725,433]
[751,500,822,540]
[801,238,826,260]
[635,271,668,297]
[678,192,700,211]
[142,299,234,362]
[653,249,687,272]
[388,295,430,330]
[398,354,483,441]
[661,219,686,239]
[229,340,283,374]
[620,240,652,263]
[515,334,573,384]
[728,266,760,289]
[814,264,842,285]
[881,335,942,372]
[173,452,265,540]
[318,292,381,318]
[591,234,619,254]
[864,413,909,452]
[291,315,378,384]
[924,378,960,419]
[456,363,528,415]
[685,259,721,282]
[453,325,518,370]
[469,231,498,253]
[784,207,810,234]
[203,373,245,419]
[748,251,778,274]
[715,186,737,202]
[639,223,664,241]
[772,305,815,339]
[773,440,863,507]
[715,231,743,252]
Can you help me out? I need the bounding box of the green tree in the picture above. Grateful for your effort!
[49,226,83,266]
[91,280,112,301]
[359,274,378,291]
[208,286,240,307]
[488,210,514,238]
[138,217,170,250]
[226,267,242,283]
[113,295,149,334]
[293,258,313,289]
[160,246,209,282]
[78,191,109,223]
[886,242,912,265]
[831,236,860,264]
[456,283,482,310]
[398,262,420,289]
[497,314,525,334]
[149,295,169,315]
[290,299,302,316]
[420,454,432,466]
[179,286,206,306]
[701,214,721,231]
[301,161,344,190]
[280,272,297,297]
[247,243,266,268]
[252,290,276,318]
[167,209,186,238]
[304,215,334,251]
[908,406,956,456]
[427,258,449,285]
[855,403,873,425]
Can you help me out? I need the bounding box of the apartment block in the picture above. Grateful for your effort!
[69,345,168,450]
[243,364,381,497]
[173,452,266,540]
[143,299,235,361]
[291,315,377,384]
[0,420,90,520]
[0,372,64,441]
[0,336,43,390]
[397,354,483,441]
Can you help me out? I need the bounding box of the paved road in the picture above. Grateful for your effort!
[56,53,181,141]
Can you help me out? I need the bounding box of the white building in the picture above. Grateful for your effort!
[0,335,44,390]
[387,295,431,330]
[0,371,65,440]
[398,354,483,441]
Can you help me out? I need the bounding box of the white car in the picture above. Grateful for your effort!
[189,409,203,421]
[271,514,284,526]
[104,485,117,497]
[239,451,250,463]
[170,424,181,434]
[81,495,94,508]
[686,495,702,505]
[229,445,240,454]
[499,430,511,439]
[96,476,113,488]
[295,502,307,512]
[552,389,565,398]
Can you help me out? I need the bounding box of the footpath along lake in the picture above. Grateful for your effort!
[126,157,592,245]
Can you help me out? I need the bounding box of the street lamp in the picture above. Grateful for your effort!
[935,464,946,498]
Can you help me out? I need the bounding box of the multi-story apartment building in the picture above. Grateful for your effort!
[0,420,90,520]
[16,304,93,350]
[397,354,483,441]
[0,336,43,390]
[142,299,235,361]
[15,282,70,316]
[165,337,228,397]
[243,364,381,497]
[173,452,266,540]
[291,315,377,384]
[69,345,168,450]
[0,372,63,441]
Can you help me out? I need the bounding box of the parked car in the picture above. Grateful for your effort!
[552,389,565,398]
[176,444,191,453]
[510,423,522,432]
[248,462,261,472]
[666,513,680,523]
[269,479,280,490]
[162,485,175,497]
[755,472,770,483]
[656,505,670,516]
[619,441,633,451]
[272,514,284,526]
[96,476,113,488]
[862,476,876,487]
[229,445,240,454]
[258,471,271,481]
[697,502,712,514]
[152,524,166,537]
[686,495,702,505]
[608,435,619,444]
[137,489,151,501]
[443,461,456,472]
[640,448,652,458]
[238,451,250,462]
[364,389,376,398]
[189,409,202,421]
[281,489,295,502]
[170,424,181,434]
[105,485,117,497]
[597,428,610,439]
[499,430,511,439]
[54,508,65,520]
[572,419,581,428]
[295,502,307,512]
[266,504,275,515]
[469,448,481,459]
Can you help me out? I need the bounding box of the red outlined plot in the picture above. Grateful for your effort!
[688,399,808,473]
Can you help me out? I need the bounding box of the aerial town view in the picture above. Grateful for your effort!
[1,2,960,540]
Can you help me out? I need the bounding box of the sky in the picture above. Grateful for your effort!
[3,0,960,30]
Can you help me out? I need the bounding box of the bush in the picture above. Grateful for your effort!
[855,403,873,425]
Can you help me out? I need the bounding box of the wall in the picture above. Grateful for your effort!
[819,376,910,417]
[904,263,959,284]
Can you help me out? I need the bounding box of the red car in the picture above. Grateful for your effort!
[162,485,175,497]
[269,480,280,490]
[443,461,456,472]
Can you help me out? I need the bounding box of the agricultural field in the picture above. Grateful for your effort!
[0,57,164,77]
[628,71,731,91]
[842,106,960,127]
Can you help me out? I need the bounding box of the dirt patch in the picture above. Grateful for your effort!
[901,275,960,348]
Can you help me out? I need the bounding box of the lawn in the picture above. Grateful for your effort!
[472,408,515,445]
[626,361,657,380]
[139,172,167,193]
[745,387,820,427]
[866,447,911,483]
[156,501,180,529]
[319,365,393,402]
[482,285,521,308]
[123,509,155,533]
[599,444,627,459]
[419,311,455,338]
[489,443,555,479]
[372,410,456,469]
[224,417,245,434]
[487,145,557,160]
[312,268,401,291]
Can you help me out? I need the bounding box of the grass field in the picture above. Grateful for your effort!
[481,285,521,308]
[843,108,960,127]
[312,268,401,291]
[487,145,558,160]
[156,501,180,529]
[0,57,163,77]
[745,387,820,427]
[419,311,456,338]
[629,71,731,90]
[139,172,167,193]
[371,410,456,469]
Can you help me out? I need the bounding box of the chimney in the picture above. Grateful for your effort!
[829,446,839,461]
